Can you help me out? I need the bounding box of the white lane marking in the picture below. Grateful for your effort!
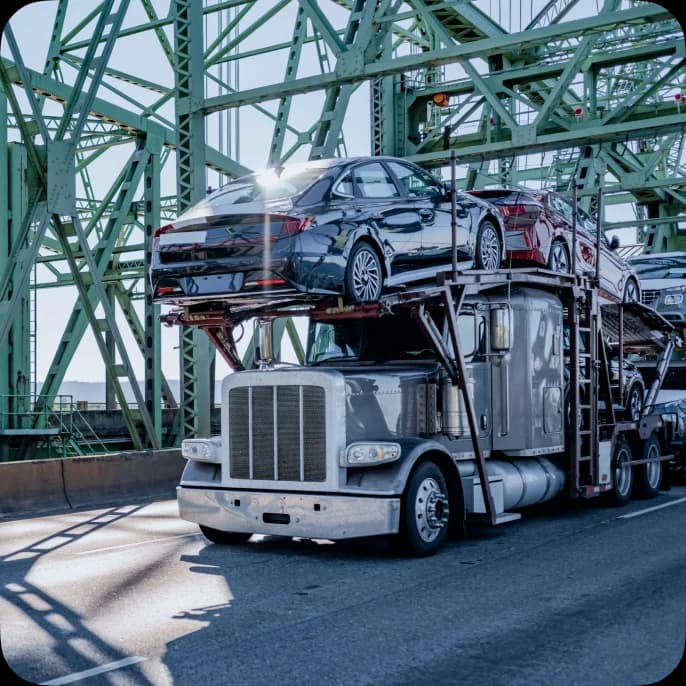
[74,532,200,555]
[617,496,686,520]
[41,656,147,685]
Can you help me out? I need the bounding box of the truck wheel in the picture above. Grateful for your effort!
[608,437,634,506]
[634,435,662,499]
[399,461,450,557]
[199,525,252,545]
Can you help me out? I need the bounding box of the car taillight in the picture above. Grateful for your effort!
[498,205,527,217]
[156,285,182,296]
[153,224,173,239]
[278,215,314,237]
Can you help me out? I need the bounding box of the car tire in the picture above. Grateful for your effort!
[623,277,640,303]
[345,242,383,303]
[547,239,571,273]
[474,220,502,271]
[607,436,634,506]
[634,435,663,499]
[398,461,449,557]
[199,525,252,545]
[624,382,644,422]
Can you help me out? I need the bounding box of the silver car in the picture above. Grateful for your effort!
[629,252,686,328]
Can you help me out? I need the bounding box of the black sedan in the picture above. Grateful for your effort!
[150,157,505,305]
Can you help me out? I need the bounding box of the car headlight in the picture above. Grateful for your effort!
[663,292,684,305]
[182,437,222,463]
[344,442,401,466]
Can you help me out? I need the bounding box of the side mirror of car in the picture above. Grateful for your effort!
[609,235,620,251]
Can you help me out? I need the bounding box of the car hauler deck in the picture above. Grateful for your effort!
[162,268,681,556]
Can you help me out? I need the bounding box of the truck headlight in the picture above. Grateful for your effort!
[344,442,401,466]
[664,292,684,305]
[182,437,222,463]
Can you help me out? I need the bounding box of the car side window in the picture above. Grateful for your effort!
[333,172,354,197]
[387,161,442,198]
[352,162,400,199]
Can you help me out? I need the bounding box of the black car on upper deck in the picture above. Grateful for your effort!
[150,157,505,305]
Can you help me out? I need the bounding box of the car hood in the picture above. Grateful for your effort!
[638,278,686,291]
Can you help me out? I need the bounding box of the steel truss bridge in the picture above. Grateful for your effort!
[0,0,684,452]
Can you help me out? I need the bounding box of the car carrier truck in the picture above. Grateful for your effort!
[162,269,681,556]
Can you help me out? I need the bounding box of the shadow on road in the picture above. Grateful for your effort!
[0,505,156,685]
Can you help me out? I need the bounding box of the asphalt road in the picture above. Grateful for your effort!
[1,487,685,686]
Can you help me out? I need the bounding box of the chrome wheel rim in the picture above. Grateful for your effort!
[550,243,570,273]
[628,387,643,421]
[614,446,632,498]
[644,443,662,490]
[414,477,449,543]
[624,280,639,303]
[478,225,500,271]
[351,248,381,301]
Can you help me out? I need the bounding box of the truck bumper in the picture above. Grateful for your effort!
[177,486,402,540]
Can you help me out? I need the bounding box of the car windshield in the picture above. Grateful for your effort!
[178,163,332,222]
[630,256,686,278]
[215,164,329,203]
[470,190,538,205]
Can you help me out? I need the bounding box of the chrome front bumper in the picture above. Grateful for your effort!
[178,486,401,540]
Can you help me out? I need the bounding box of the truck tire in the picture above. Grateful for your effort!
[608,436,634,506]
[399,461,450,557]
[199,525,252,545]
[634,435,662,499]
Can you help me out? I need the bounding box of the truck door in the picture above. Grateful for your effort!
[454,308,491,440]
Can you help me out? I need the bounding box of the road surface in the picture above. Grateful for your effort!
[1,488,685,685]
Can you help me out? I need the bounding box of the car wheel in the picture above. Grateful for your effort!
[399,461,449,557]
[474,220,502,271]
[623,278,640,303]
[199,525,252,545]
[607,436,634,506]
[547,239,571,273]
[634,435,663,499]
[345,242,383,303]
[624,382,643,422]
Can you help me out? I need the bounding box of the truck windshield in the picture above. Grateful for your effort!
[307,315,437,364]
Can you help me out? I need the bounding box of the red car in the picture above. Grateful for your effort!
[468,189,641,302]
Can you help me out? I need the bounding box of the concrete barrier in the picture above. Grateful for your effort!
[0,449,184,517]
[0,458,69,517]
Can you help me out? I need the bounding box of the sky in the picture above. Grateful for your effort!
[0,0,682,392]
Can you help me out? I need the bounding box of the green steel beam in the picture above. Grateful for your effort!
[203,5,671,111]
[268,3,307,166]
[174,0,213,440]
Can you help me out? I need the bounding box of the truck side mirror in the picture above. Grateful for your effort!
[609,235,620,251]
[491,305,513,352]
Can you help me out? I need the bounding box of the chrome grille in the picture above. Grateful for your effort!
[641,289,659,307]
[228,384,326,482]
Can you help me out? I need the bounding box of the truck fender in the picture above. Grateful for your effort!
[350,439,466,538]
